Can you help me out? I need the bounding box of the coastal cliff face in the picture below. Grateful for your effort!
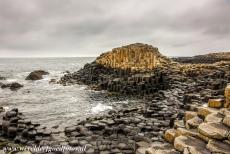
[96,43,170,71]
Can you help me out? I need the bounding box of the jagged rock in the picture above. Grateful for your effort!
[175,128,198,138]
[223,115,230,127]
[5,111,17,118]
[26,70,49,80]
[184,111,197,122]
[198,122,230,140]
[164,129,176,143]
[173,120,185,129]
[219,108,230,116]
[204,113,223,123]
[185,116,203,129]
[208,98,224,108]
[206,140,230,154]
[174,135,210,153]
[197,106,218,118]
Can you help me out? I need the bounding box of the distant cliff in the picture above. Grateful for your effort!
[172,52,230,64]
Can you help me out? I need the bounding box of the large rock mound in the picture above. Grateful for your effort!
[59,43,172,95]
[96,43,170,71]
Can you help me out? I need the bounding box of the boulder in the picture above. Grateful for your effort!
[197,106,218,118]
[184,111,197,122]
[175,128,198,138]
[185,116,203,129]
[219,108,230,116]
[5,111,17,118]
[208,99,224,108]
[204,113,223,123]
[198,122,230,140]
[26,70,49,80]
[164,129,176,143]
[1,82,23,90]
[174,135,210,153]
[7,126,17,138]
[9,82,23,90]
[206,140,230,154]
[173,120,185,129]
[223,115,230,127]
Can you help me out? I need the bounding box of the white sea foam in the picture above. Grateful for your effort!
[91,103,112,113]
[6,79,17,82]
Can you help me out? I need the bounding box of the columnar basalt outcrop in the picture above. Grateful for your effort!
[0,109,53,146]
[59,43,172,95]
[144,84,230,154]
[96,43,170,71]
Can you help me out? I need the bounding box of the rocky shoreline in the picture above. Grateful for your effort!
[0,43,230,153]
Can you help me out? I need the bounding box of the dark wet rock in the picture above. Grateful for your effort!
[10,82,23,90]
[1,82,23,90]
[5,111,17,118]
[25,70,49,80]
[172,52,230,64]
[49,79,57,84]
[0,76,6,80]
[7,126,17,138]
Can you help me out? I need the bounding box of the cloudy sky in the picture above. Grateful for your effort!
[0,0,229,57]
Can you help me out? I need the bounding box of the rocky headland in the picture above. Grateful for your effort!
[0,43,230,153]
[172,52,230,64]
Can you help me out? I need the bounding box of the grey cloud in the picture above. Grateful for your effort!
[0,0,229,57]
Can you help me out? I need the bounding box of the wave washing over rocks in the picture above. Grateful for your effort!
[0,43,230,154]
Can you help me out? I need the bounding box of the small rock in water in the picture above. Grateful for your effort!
[26,70,49,80]
[1,82,23,90]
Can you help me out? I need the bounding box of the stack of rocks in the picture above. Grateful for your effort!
[96,43,170,71]
[59,43,172,95]
[0,109,53,146]
[107,70,169,95]
[147,84,230,154]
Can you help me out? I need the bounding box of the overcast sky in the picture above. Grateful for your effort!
[0,0,229,57]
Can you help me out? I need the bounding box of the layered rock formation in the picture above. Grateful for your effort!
[173,52,230,64]
[145,84,230,154]
[59,43,172,95]
[96,43,170,71]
